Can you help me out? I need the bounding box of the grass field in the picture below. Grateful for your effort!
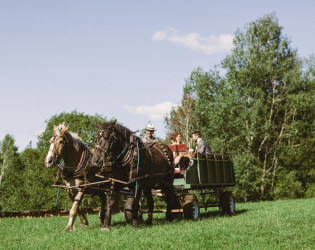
[0,198,314,249]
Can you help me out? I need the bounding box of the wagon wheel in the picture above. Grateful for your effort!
[220,191,235,215]
[183,194,200,220]
[124,197,144,223]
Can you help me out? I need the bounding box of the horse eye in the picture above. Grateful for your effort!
[59,140,64,144]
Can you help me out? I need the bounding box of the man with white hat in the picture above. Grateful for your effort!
[142,123,158,143]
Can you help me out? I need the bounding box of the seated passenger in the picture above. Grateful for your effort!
[192,130,211,154]
[169,132,191,171]
[171,132,182,145]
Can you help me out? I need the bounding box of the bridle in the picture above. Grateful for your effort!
[47,134,91,177]
[47,135,66,167]
[95,128,126,166]
[95,128,136,167]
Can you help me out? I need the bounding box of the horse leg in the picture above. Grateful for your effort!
[66,188,88,230]
[102,185,118,231]
[132,185,143,226]
[161,186,173,222]
[98,192,107,224]
[77,205,89,229]
[63,189,85,232]
[143,188,154,226]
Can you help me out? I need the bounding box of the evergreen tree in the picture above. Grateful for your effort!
[0,135,25,211]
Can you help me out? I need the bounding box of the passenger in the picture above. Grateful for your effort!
[171,132,182,145]
[171,132,183,165]
[192,130,211,154]
[142,123,158,143]
[170,132,190,171]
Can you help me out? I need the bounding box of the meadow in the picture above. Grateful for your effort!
[0,198,314,249]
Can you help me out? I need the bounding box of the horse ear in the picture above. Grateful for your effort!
[113,119,117,125]
[64,125,69,133]
[53,125,57,136]
[94,122,101,129]
[60,125,69,136]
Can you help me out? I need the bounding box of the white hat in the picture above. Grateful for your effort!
[146,123,156,131]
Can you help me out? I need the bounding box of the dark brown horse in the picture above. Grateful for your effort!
[45,124,107,232]
[91,121,181,230]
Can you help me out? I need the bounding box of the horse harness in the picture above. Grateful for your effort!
[95,132,173,184]
[56,143,91,181]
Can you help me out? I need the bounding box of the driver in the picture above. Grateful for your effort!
[142,123,158,142]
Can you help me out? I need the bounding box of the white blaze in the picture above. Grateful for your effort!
[45,142,55,166]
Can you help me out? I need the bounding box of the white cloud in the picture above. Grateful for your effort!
[152,27,234,55]
[124,102,178,121]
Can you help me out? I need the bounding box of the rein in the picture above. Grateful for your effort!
[95,144,128,167]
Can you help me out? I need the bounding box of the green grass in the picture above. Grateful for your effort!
[1,198,314,249]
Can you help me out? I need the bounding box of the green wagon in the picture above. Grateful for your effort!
[172,153,236,220]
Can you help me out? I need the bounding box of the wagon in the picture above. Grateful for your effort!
[124,144,236,221]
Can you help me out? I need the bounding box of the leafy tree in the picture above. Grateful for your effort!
[166,13,315,201]
[19,147,61,210]
[221,13,303,198]
[37,110,107,151]
[165,93,198,148]
[0,135,25,211]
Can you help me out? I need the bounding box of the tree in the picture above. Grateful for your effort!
[0,135,25,211]
[37,110,107,151]
[221,13,304,197]
[165,91,200,148]
[166,13,315,200]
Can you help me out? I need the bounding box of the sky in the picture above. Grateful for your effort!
[0,0,314,151]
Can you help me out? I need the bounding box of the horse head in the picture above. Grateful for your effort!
[91,120,122,167]
[45,124,70,168]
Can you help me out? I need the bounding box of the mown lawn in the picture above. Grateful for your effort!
[0,198,314,249]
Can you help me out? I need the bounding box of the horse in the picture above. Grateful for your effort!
[44,124,107,232]
[91,121,181,230]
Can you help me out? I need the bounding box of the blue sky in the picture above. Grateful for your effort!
[0,0,314,151]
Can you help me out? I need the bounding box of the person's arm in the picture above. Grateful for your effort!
[198,142,206,153]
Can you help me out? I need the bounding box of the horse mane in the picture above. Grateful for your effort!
[101,122,141,144]
[55,123,83,151]
[115,123,133,139]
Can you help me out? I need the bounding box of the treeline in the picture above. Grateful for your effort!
[0,111,107,211]
[165,14,315,201]
[0,14,314,212]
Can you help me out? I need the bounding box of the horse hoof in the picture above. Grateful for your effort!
[101,227,111,231]
[81,224,88,229]
[132,219,139,227]
[166,212,174,222]
[145,220,152,226]
[63,227,73,232]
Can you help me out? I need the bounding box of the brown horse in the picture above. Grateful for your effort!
[91,121,181,230]
[45,124,107,232]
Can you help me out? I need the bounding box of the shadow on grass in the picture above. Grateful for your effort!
[201,208,248,219]
[113,209,249,227]
[88,208,249,230]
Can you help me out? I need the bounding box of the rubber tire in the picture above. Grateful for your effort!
[183,195,200,220]
[221,192,235,216]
